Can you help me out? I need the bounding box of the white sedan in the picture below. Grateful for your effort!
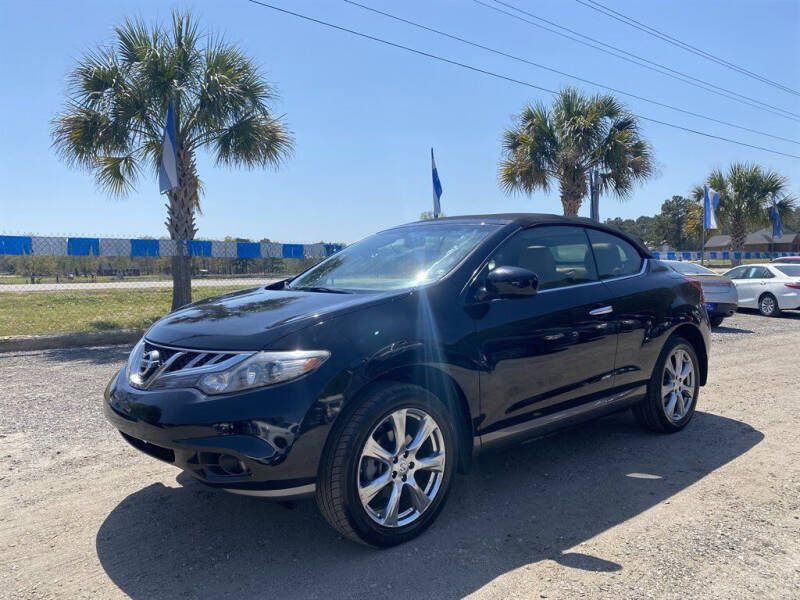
[724,263,800,316]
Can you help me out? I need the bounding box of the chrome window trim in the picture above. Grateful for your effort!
[535,257,649,295]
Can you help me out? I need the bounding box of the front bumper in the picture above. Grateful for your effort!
[104,366,338,498]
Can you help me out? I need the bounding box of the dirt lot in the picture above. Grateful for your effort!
[1,311,799,599]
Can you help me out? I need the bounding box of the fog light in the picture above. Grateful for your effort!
[218,454,246,476]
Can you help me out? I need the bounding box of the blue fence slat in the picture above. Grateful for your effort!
[282,243,304,259]
[324,244,343,257]
[0,235,32,255]
[186,240,212,257]
[67,237,100,256]
[130,239,160,257]
[237,242,260,259]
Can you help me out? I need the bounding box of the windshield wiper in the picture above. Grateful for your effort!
[296,286,351,294]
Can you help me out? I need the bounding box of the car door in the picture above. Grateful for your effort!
[471,225,618,446]
[747,266,775,303]
[727,266,756,307]
[584,228,655,394]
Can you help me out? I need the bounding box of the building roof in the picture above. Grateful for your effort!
[705,227,797,249]
[744,227,797,245]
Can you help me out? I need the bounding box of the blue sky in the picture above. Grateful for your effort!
[1,0,798,244]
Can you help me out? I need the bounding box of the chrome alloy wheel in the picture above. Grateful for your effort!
[662,348,695,422]
[760,295,776,315]
[357,408,446,528]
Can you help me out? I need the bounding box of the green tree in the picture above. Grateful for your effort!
[499,87,653,216]
[604,215,656,245]
[691,163,794,263]
[52,12,293,308]
[651,196,699,250]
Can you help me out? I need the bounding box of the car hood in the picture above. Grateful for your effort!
[144,287,395,351]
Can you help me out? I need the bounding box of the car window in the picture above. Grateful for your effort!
[775,265,800,277]
[750,267,773,279]
[289,222,499,292]
[486,225,597,291]
[586,228,643,280]
[725,266,748,279]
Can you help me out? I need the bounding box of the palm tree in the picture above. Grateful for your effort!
[52,12,293,308]
[692,163,794,264]
[499,87,653,216]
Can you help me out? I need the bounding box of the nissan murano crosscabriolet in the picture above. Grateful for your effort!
[104,214,710,546]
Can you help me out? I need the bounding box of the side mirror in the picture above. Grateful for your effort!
[478,266,539,300]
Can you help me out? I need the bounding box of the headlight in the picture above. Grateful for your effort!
[126,338,146,387]
[197,350,330,395]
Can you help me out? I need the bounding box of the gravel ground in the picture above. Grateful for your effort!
[1,310,799,599]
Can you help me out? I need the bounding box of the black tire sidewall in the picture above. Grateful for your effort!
[648,337,700,432]
[340,385,457,547]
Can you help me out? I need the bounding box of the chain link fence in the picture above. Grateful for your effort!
[0,235,342,338]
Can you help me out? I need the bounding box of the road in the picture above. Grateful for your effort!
[0,278,280,292]
[1,311,798,599]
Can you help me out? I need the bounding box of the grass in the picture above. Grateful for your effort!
[0,286,247,337]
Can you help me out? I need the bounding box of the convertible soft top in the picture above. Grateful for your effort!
[412,213,653,258]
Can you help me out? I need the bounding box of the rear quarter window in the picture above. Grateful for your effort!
[586,229,643,279]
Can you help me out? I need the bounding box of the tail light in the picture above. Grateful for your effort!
[785,282,800,290]
[684,277,705,302]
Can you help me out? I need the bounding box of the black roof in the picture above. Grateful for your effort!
[412,213,653,257]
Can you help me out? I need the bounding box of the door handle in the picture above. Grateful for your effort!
[589,305,613,316]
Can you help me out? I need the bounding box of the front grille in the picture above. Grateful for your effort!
[130,341,250,389]
[143,341,238,376]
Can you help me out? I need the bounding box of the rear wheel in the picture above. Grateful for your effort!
[758,293,781,317]
[709,315,724,327]
[316,382,457,547]
[633,336,699,433]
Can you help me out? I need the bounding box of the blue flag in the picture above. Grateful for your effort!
[772,204,783,238]
[703,184,720,230]
[159,100,179,194]
[431,148,442,218]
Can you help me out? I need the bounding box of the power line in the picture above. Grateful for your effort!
[576,0,800,97]
[343,0,800,145]
[477,0,800,122]
[242,0,800,159]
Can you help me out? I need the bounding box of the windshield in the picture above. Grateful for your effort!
[290,223,499,292]
[667,261,715,275]
[775,265,800,277]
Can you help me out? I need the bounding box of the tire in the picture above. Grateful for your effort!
[633,335,699,433]
[758,293,781,317]
[709,315,724,327]
[316,381,457,547]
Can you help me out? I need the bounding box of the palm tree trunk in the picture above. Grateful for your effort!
[166,146,199,310]
[559,177,585,217]
[729,218,747,266]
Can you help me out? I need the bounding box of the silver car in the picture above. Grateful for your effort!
[663,260,738,326]
[724,263,800,317]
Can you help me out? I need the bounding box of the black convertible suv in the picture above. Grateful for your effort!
[104,214,710,546]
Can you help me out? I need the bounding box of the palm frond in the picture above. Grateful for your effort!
[213,113,293,169]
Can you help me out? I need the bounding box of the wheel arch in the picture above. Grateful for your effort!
[365,365,474,473]
[671,324,708,386]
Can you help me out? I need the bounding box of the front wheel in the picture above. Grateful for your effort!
[316,382,457,547]
[633,336,699,433]
[758,293,781,317]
